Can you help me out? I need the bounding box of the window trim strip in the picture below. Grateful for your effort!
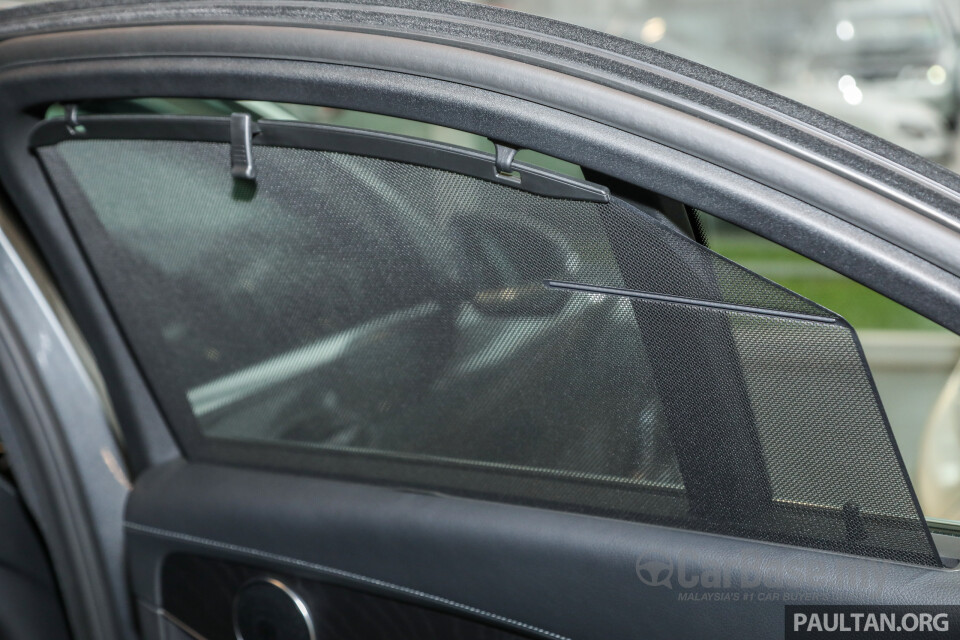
[545,280,838,324]
[29,114,611,203]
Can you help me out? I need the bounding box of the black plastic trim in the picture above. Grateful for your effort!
[30,115,611,203]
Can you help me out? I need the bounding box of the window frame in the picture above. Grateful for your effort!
[31,109,943,566]
[0,23,955,554]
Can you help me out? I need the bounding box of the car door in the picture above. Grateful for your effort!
[1,2,960,640]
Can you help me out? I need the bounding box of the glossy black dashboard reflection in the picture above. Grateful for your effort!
[162,554,536,639]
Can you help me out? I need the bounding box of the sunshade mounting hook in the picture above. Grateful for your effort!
[64,104,84,136]
[491,139,519,176]
[230,112,261,181]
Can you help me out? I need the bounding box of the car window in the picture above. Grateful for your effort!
[698,213,960,525]
[31,104,941,564]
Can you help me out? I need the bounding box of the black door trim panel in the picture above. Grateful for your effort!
[126,461,960,640]
[128,524,568,640]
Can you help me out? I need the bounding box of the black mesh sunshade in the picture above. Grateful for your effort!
[34,118,939,566]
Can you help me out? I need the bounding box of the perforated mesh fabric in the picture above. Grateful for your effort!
[38,136,939,565]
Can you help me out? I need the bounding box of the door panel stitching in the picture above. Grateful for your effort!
[125,521,570,640]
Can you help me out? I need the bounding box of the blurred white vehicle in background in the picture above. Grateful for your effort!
[775,0,956,160]
[798,0,957,127]
[774,78,951,160]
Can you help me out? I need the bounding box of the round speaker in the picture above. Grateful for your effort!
[233,578,316,640]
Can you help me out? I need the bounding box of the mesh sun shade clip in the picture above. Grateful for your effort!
[230,113,260,181]
[843,502,868,541]
[491,140,519,177]
[64,104,84,136]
